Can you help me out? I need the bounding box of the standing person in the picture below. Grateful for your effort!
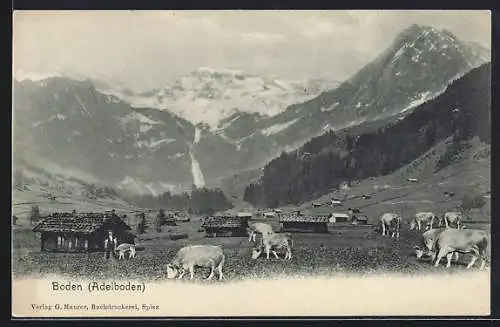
[104,230,117,260]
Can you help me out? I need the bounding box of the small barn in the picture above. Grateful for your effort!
[32,212,133,252]
[279,215,329,233]
[202,216,250,237]
[173,211,191,222]
[236,212,253,219]
[351,214,369,225]
[340,181,351,190]
[328,213,351,223]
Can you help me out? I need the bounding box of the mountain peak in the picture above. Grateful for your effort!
[394,24,447,45]
[190,67,252,79]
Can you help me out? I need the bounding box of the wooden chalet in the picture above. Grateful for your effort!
[279,215,329,233]
[202,215,250,237]
[351,214,368,225]
[328,213,351,223]
[236,212,253,219]
[32,211,133,252]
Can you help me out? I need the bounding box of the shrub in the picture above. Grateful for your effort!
[169,233,188,241]
[460,191,486,213]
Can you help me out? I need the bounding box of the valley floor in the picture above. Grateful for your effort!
[13,221,490,282]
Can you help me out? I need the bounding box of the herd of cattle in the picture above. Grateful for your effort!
[112,210,489,281]
[377,211,489,271]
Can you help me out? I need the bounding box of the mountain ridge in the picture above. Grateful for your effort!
[12,24,489,197]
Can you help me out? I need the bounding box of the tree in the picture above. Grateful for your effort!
[30,205,40,225]
[460,190,486,217]
[14,166,23,188]
[154,209,165,233]
[136,213,147,234]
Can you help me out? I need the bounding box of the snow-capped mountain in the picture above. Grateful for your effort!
[12,77,197,196]
[98,68,340,130]
[238,24,491,148]
[12,24,490,196]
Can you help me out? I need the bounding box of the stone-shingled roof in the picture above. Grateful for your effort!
[279,215,330,223]
[202,216,249,228]
[32,212,131,234]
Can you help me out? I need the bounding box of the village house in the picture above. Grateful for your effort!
[328,213,351,223]
[236,212,253,219]
[202,215,250,237]
[32,211,133,252]
[279,215,329,233]
[351,214,369,225]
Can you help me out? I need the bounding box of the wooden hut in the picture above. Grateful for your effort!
[236,212,253,219]
[328,213,351,223]
[351,214,369,225]
[279,215,329,233]
[32,211,133,252]
[202,216,250,237]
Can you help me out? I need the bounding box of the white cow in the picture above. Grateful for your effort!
[380,213,402,238]
[248,222,274,243]
[166,245,225,280]
[443,212,463,229]
[114,243,136,260]
[432,229,489,269]
[409,212,437,231]
[251,232,293,260]
[414,228,459,263]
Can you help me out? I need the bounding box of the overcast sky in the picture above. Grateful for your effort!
[13,10,491,92]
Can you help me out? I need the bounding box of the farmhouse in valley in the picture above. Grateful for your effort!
[32,211,133,252]
[202,215,250,237]
[328,213,351,223]
[351,215,368,225]
[236,212,253,219]
[279,215,329,233]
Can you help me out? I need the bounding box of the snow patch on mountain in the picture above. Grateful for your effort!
[134,138,176,149]
[31,121,44,128]
[261,118,299,136]
[49,114,67,121]
[98,68,339,130]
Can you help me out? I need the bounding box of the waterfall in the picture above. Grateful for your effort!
[190,127,205,188]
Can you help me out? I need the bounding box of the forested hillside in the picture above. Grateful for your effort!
[244,63,490,208]
[126,187,233,215]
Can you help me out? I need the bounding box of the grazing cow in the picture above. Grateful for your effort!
[414,228,459,263]
[380,213,401,238]
[166,245,225,280]
[409,212,437,231]
[248,222,274,243]
[114,243,136,260]
[443,212,463,229]
[433,229,489,269]
[251,232,293,260]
